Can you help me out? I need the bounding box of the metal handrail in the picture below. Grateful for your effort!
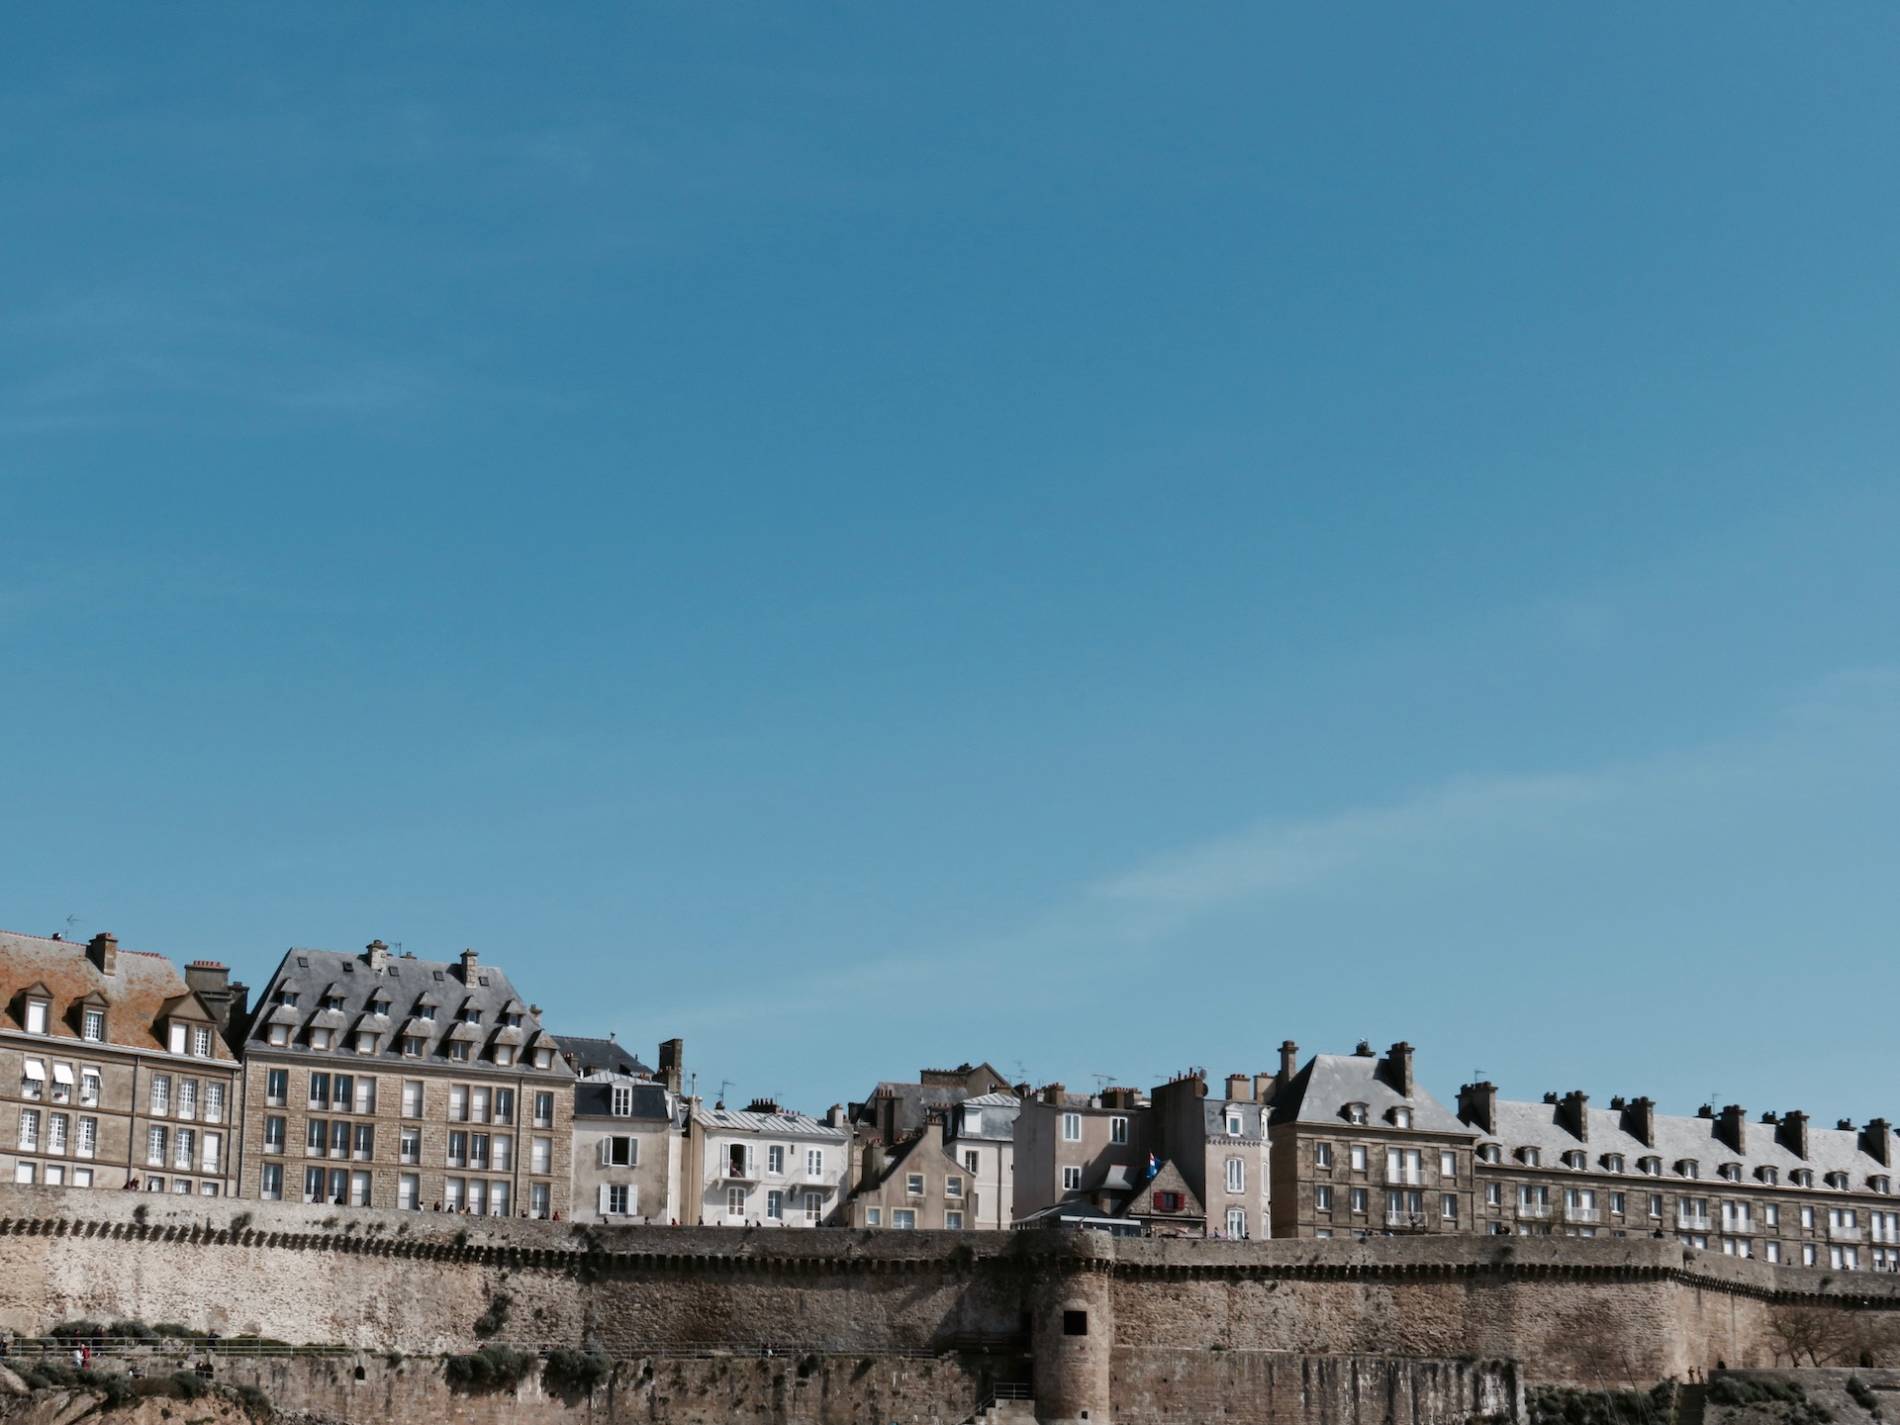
[0,1338,965,1363]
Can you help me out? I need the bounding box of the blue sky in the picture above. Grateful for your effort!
[4,6,1898,1120]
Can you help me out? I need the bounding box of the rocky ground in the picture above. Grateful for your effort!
[0,1363,276,1425]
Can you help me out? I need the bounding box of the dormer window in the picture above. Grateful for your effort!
[1602,1154,1626,1173]
[462,1008,482,1025]
[355,1032,378,1055]
[1639,1157,1662,1176]
[278,991,300,1008]
[1391,1107,1413,1129]
[1226,1111,1243,1135]
[309,1027,333,1051]
[494,1046,515,1067]
[1478,1143,1502,1164]
[449,1041,472,1062]
[1676,1160,1700,1179]
[1519,1148,1541,1167]
[1872,1176,1891,1195]
[1757,1166,1779,1185]
[1346,1103,1369,1125]
[1561,1150,1586,1170]
[23,996,50,1035]
[401,1035,424,1057]
[1792,1169,1814,1188]
[267,1023,290,1047]
[320,993,345,1011]
[1718,1163,1743,1183]
[369,998,391,1017]
[1825,1171,1850,1191]
[612,1085,633,1117]
[534,1048,554,1070]
[418,1006,437,1021]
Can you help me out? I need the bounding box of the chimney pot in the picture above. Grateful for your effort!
[1382,1042,1416,1096]
[1278,1040,1300,1084]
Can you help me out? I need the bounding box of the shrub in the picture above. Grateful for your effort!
[92,1372,136,1408]
[543,1348,612,1400]
[48,1319,107,1340]
[443,1345,536,1394]
[167,1369,209,1400]
[473,1291,513,1339]
[1847,1378,1881,1417]
[229,1382,273,1419]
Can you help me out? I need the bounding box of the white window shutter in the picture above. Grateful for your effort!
[628,1185,639,1217]
[598,1138,610,1167]
[169,1023,186,1054]
[598,1184,611,1216]
[628,1137,638,1167]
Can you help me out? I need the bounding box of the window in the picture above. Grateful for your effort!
[146,1125,166,1166]
[1315,1143,1333,1169]
[21,1060,44,1101]
[1719,1163,1743,1183]
[402,1080,423,1117]
[1603,1154,1625,1173]
[82,1010,105,1043]
[1063,1165,1082,1191]
[493,1088,513,1124]
[12,1163,33,1185]
[310,1028,333,1051]
[265,1069,287,1106]
[260,1164,283,1201]
[946,1211,964,1230]
[1350,1187,1368,1214]
[203,1132,221,1173]
[806,1148,825,1178]
[193,1026,212,1057]
[1801,1205,1815,1230]
[170,1023,188,1055]
[1562,1151,1586,1170]
[612,1085,633,1117]
[1764,1241,1781,1263]
[801,1191,821,1222]
[530,1183,550,1219]
[1803,1243,1818,1266]
[150,1076,170,1115]
[1316,1185,1334,1211]
[447,1041,470,1061]
[1224,1112,1242,1136]
[399,1174,419,1211]
[531,1137,552,1173]
[265,1116,286,1152]
[1387,1188,1424,1224]
[1793,1170,1813,1188]
[1520,1148,1541,1167]
[268,1024,289,1047]
[308,1073,330,1109]
[330,1121,349,1157]
[18,1109,41,1151]
[443,1177,465,1211]
[470,1133,489,1169]
[449,1084,468,1121]
[355,1032,378,1055]
[1611,1191,1627,1215]
[604,1184,632,1216]
[533,1092,554,1127]
[205,1083,225,1123]
[400,1127,420,1163]
[1346,1103,1369,1125]
[1826,1172,1851,1191]
[766,1190,784,1220]
[77,1116,97,1158]
[1639,1157,1661,1176]
[353,1124,374,1160]
[1386,1147,1422,1184]
[1113,1115,1131,1144]
[49,1064,72,1104]
[1392,1107,1412,1129]
[471,1087,490,1123]
[1349,1145,1368,1172]
[964,1151,980,1174]
[1226,1207,1248,1238]
[1440,1150,1456,1180]
[1765,1203,1781,1227]
[768,1145,785,1175]
[893,1208,917,1230]
[351,1171,371,1207]
[448,1131,468,1167]
[1485,1182,1502,1206]
[80,1069,101,1107]
[726,1186,746,1218]
[179,1079,198,1119]
[1649,1194,1664,1218]
[907,1173,925,1196]
[1442,1193,1458,1221]
[25,999,48,1035]
[1225,1157,1245,1193]
[402,1036,423,1057]
[946,1175,964,1199]
[1061,1113,1081,1142]
[354,1078,377,1114]
[1478,1143,1502,1164]
[601,1135,636,1167]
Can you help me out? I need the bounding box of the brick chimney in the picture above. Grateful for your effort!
[458,948,479,982]
[1278,1040,1300,1086]
[364,939,390,972]
[1253,1072,1276,1101]
[1864,1119,1893,1167]
[1458,1082,1498,1135]
[746,1097,781,1115]
[1226,1074,1253,1102]
[1382,1042,1415,1097]
[1042,1083,1066,1105]
[87,932,118,976]
[1622,1097,1657,1147]
[1718,1105,1748,1155]
[1558,1090,1590,1141]
[185,961,241,1036]
[658,1038,684,1094]
[1779,1110,1810,1160]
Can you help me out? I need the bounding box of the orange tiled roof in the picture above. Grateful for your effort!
[0,929,233,1059]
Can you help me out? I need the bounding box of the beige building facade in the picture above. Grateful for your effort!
[1012,1084,1149,1221]
[2,930,243,1198]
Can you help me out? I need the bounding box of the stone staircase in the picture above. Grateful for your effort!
[963,1384,1038,1425]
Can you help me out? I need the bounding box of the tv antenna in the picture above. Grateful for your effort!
[1091,1072,1112,1092]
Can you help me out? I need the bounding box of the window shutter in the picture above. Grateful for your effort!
[598,1138,610,1167]
[169,1023,186,1054]
[628,1137,638,1167]
[598,1184,611,1216]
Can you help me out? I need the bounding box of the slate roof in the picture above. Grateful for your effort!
[560,1036,653,1078]
[949,1092,1021,1143]
[1484,1097,1898,1192]
[858,1124,964,1192]
[0,929,232,1059]
[243,945,571,1078]
[1270,1053,1468,1134]
[852,1081,968,1138]
[694,1103,848,1141]
[574,1071,672,1122]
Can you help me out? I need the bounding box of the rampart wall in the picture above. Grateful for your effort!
[6,1187,1900,1422]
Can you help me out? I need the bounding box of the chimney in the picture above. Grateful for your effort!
[1253,1072,1276,1102]
[1779,1110,1810,1160]
[458,948,479,981]
[1458,1082,1498,1136]
[184,961,238,1035]
[1278,1040,1300,1085]
[1353,1040,1376,1058]
[828,1104,847,1129]
[1864,1119,1892,1167]
[1718,1105,1748,1155]
[1696,1104,1715,1119]
[746,1097,781,1115]
[87,932,119,976]
[1558,1090,1590,1142]
[1623,1097,1657,1148]
[1837,1119,1856,1133]
[1382,1042,1415,1097]
[1226,1074,1253,1102]
[1042,1083,1066,1105]
[659,1038,684,1094]
[364,939,390,972]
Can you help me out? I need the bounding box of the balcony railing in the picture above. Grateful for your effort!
[1516,1201,1552,1219]
[1678,1215,1711,1232]
[1830,1222,1863,1243]
[1563,1205,1600,1223]
[1387,1170,1424,1187]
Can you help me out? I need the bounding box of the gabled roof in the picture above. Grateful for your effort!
[1126,1158,1205,1223]
[0,929,235,1059]
[559,1035,653,1077]
[574,1071,672,1122]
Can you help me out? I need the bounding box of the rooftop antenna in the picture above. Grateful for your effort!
[1090,1072,1112,1092]
[54,913,82,939]
[1011,1059,1029,1084]
[716,1078,734,1107]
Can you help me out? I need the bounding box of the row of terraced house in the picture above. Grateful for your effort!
[4,927,1898,1268]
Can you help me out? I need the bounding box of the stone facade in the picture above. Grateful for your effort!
[1013,1084,1149,1221]
[1,930,243,1199]
[848,1116,979,1230]
[682,1098,851,1227]
[1151,1071,1273,1240]
[569,1069,679,1224]
[235,942,572,1217]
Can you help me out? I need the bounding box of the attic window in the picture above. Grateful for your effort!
[24,997,50,1035]
[296,956,309,968]
[1791,1169,1814,1188]
[1226,1112,1243,1135]
[478,975,490,987]
[1826,1172,1850,1191]
[1478,1143,1502,1164]
[1390,1107,1413,1129]
[1345,1103,1369,1125]
[535,1048,553,1069]
[278,991,300,1007]
[1153,1190,1183,1213]
[1718,1163,1743,1183]
[433,971,444,981]
[1872,1176,1891,1195]
[418,1006,436,1021]
[1758,1166,1779,1185]
[1602,1154,1626,1173]
[1676,1160,1699,1179]
[1639,1156,1662,1176]
[1561,1151,1586,1170]
[1519,1148,1541,1167]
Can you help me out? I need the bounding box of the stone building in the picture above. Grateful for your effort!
[848,1061,1012,1147]
[683,1097,850,1226]
[1150,1070,1273,1240]
[847,1114,977,1229]
[1012,1084,1150,1221]
[1264,1041,1475,1239]
[943,1090,1019,1229]
[1457,1081,1900,1269]
[2,929,244,1197]
[563,1035,685,1225]
[235,940,573,1216]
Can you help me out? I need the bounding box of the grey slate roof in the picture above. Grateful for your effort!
[560,1036,653,1078]
[1484,1097,1897,1191]
[1270,1053,1469,1135]
[573,1071,672,1122]
[949,1092,1021,1143]
[244,945,571,1078]
[694,1103,849,1141]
